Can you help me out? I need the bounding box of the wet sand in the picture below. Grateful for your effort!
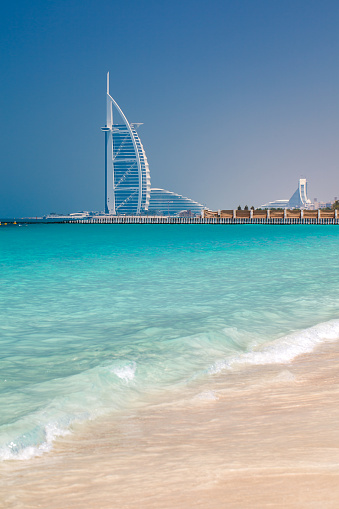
[2,341,339,508]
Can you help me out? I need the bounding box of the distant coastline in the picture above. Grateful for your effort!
[1,208,339,226]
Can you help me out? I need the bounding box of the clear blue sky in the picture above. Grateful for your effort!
[0,0,338,216]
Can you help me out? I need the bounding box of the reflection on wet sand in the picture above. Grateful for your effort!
[3,341,339,508]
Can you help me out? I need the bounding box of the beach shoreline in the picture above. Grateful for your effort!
[3,339,339,508]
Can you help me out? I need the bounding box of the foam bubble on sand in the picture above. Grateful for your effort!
[209,319,339,375]
[194,390,219,401]
[273,370,296,383]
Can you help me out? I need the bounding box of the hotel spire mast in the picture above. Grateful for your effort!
[101,72,115,214]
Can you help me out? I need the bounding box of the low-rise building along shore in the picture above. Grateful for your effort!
[202,208,338,222]
[1,208,339,225]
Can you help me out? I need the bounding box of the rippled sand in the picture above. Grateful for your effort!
[3,341,339,508]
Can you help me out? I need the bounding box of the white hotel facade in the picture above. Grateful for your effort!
[261,178,313,209]
[101,73,205,216]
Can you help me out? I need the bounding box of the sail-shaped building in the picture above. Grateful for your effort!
[261,178,312,209]
[101,73,151,215]
[101,73,205,216]
[288,179,312,209]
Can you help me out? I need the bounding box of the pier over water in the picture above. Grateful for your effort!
[1,209,339,225]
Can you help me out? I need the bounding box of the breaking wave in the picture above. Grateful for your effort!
[209,319,339,374]
[2,319,339,461]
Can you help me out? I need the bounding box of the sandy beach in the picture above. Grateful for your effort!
[1,0,338,505]
[3,339,339,508]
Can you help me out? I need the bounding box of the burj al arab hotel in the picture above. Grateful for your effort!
[101,73,205,216]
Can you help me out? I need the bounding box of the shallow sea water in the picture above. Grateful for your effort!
[1,224,339,507]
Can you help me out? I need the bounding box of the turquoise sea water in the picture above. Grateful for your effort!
[1,224,339,460]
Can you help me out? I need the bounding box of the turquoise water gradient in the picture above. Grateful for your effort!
[1,224,339,458]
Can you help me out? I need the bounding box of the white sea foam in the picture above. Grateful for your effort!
[209,319,339,374]
[111,362,136,382]
[0,361,137,461]
[0,423,70,461]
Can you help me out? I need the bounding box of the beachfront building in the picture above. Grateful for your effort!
[148,188,205,216]
[101,73,205,216]
[288,179,312,208]
[261,178,312,209]
[260,199,290,209]
[101,73,151,215]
